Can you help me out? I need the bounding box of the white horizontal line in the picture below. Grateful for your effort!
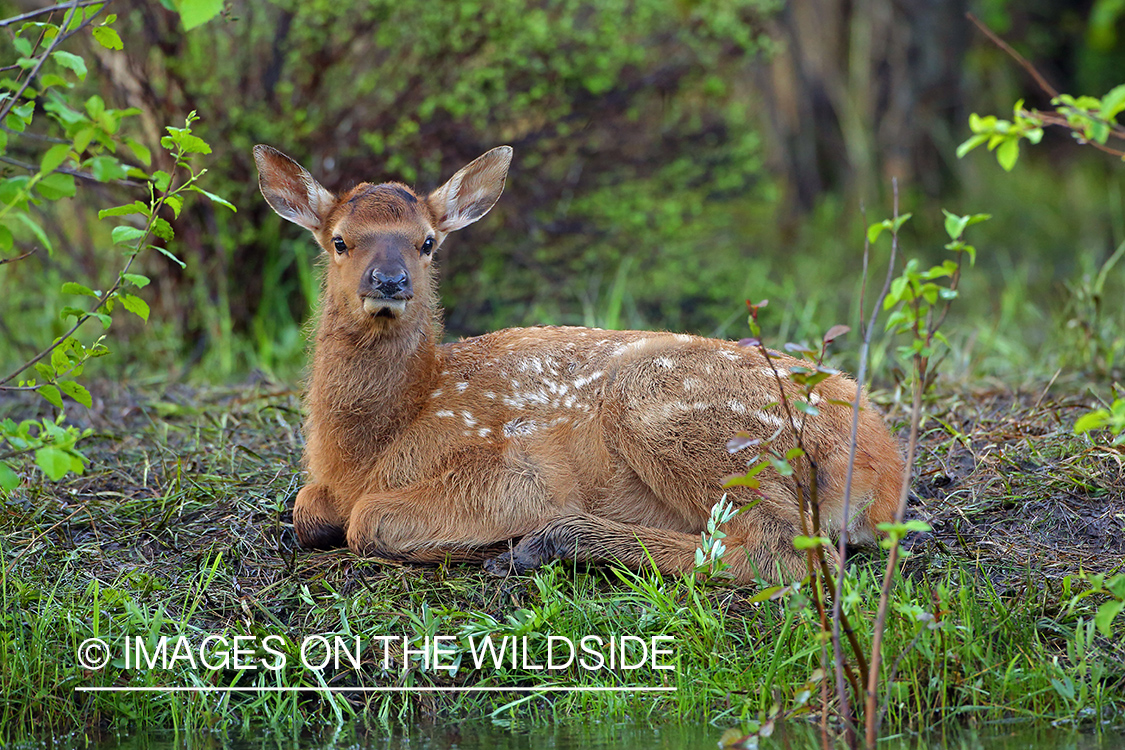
[75,686,676,693]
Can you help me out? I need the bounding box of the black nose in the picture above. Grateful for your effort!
[372,269,409,297]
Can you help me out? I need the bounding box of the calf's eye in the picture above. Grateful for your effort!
[333,237,347,255]
[420,237,435,255]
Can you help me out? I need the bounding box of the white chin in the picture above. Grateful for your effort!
[363,297,407,317]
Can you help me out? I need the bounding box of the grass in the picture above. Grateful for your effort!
[1,379,1123,745]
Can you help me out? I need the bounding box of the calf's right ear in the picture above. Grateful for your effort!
[253,145,336,233]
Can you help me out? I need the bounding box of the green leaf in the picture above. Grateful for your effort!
[189,186,236,212]
[124,137,151,167]
[794,401,819,416]
[36,172,76,200]
[34,446,72,481]
[88,155,129,182]
[150,170,172,191]
[996,139,1019,171]
[0,462,18,492]
[867,221,888,244]
[1095,600,1124,638]
[99,201,150,219]
[151,217,174,241]
[61,282,98,297]
[164,195,183,218]
[91,26,123,50]
[793,536,832,551]
[39,384,63,409]
[12,212,54,254]
[768,456,794,476]
[57,380,93,408]
[152,244,186,268]
[722,473,760,489]
[942,209,970,241]
[1074,410,1109,435]
[1101,84,1125,121]
[39,144,71,176]
[122,273,150,288]
[956,133,988,158]
[161,125,210,155]
[111,225,145,245]
[120,294,150,322]
[51,50,87,81]
[176,0,225,30]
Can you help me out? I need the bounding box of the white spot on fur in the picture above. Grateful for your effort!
[673,334,692,343]
[729,400,747,414]
[683,378,703,391]
[809,392,822,405]
[484,392,496,400]
[436,410,454,418]
[573,371,604,389]
[718,350,740,362]
[456,382,469,392]
[478,427,492,438]
[754,411,785,429]
[430,388,444,399]
[654,357,674,369]
[462,411,476,427]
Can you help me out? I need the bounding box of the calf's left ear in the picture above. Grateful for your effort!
[428,146,513,235]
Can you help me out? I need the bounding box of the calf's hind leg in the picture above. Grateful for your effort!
[484,511,807,583]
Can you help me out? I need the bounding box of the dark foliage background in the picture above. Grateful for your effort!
[2,0,1123,382]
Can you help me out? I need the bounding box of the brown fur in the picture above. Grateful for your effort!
[253,144,905,583]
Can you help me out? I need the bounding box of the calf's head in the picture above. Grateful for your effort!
[253,145,513,334]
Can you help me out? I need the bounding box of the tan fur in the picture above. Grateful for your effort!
[254,144,905,583]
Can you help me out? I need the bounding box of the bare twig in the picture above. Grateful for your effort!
[835,186,901,746]
[966,13,1059,99]
[864,181,928,746]
[0,248,36,265]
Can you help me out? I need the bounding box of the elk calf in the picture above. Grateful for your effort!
[254,144,904,583]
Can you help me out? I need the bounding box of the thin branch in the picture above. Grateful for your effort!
[1022,110,1125,158]
[966,13,1059,99]
[0,1,106,28]
[0,154,146,187]
[1,126,69,145]
[0,1,112,125]
[967,12,1125,157]
[863,179,915,746]
[0,248,36,265]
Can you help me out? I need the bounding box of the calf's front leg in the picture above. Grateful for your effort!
[345,444,575,564]
[293,482,347,549]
